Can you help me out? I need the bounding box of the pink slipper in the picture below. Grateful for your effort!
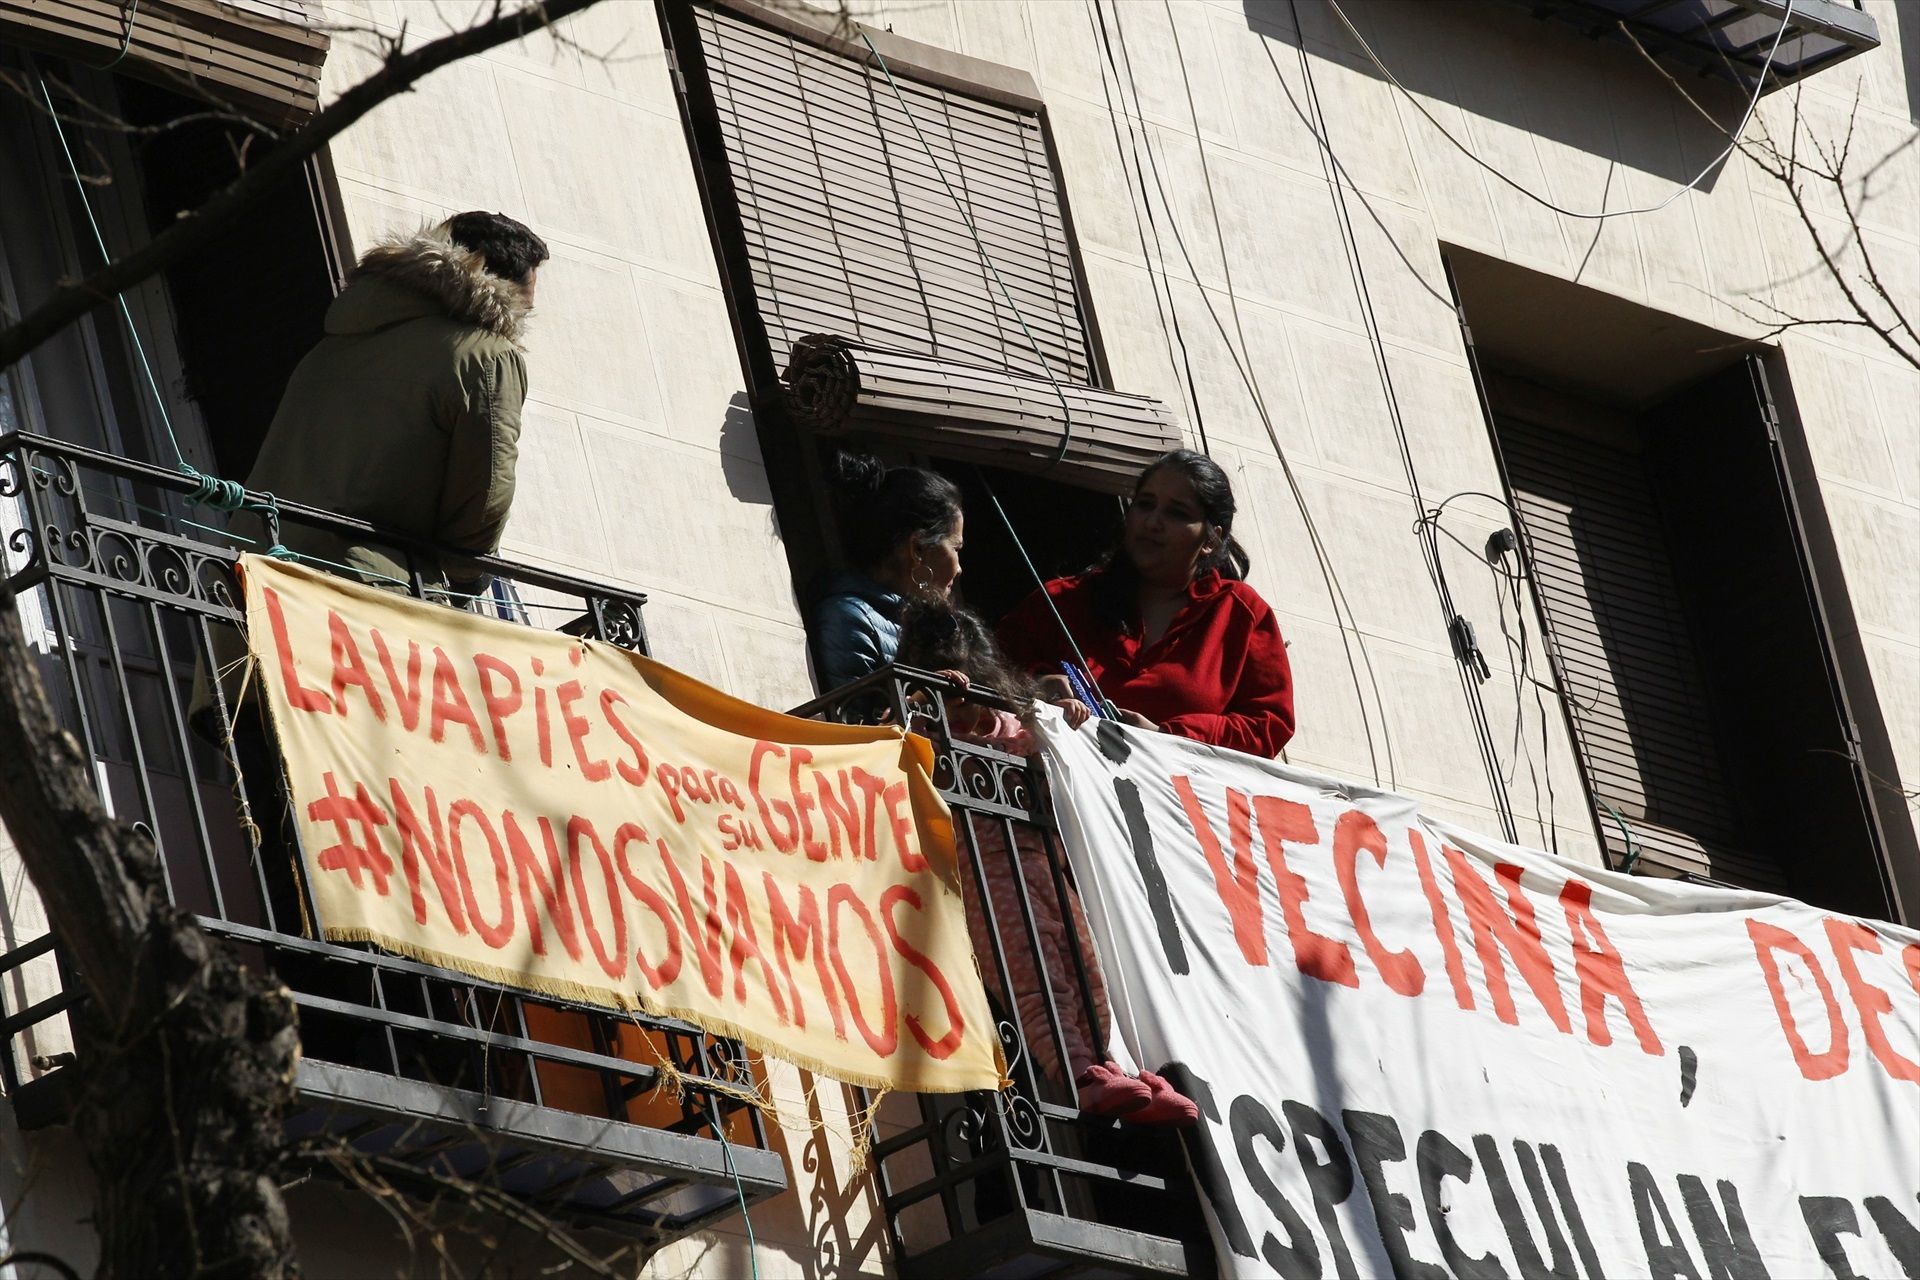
[1122,1071,1199,1128]
[1075,1062,1152,1117]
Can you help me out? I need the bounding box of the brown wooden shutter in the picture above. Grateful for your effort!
[1499,414,1790,891]
[0,0,328,122]
[692,0,1096,390]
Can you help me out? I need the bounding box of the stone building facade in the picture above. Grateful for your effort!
[0,0,1912,1275]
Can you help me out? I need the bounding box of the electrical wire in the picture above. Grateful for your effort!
[1505,565,1562,858]
[1080,0,1211,457]
[714,1115,761,1280]
[1285,0,1516,838]
[1092,0,1396,787]
[1321,0,1796,222]
[38,75,181,461]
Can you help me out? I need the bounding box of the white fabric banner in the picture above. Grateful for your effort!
[1034,711,1920,1280]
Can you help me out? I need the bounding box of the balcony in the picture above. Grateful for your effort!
[1500,0,1881,90]
[793,671,1209,1279]
[0,428,1206,1274]
[0,429,784,1245]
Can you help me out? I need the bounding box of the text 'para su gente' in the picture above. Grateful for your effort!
[257,583,931,875]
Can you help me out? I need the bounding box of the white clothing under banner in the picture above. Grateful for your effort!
[1031,709,1920,1280]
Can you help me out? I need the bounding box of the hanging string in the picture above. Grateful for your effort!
[977,468,1116,717]
[857,32,1079,471]
[40,74,305,564]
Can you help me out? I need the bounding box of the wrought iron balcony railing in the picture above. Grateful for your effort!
[0,429,783,1245]
[793,670,1210,1280]
[0,428,1208,1273]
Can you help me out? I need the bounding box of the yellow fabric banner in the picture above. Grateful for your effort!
[240,554,1007,1094]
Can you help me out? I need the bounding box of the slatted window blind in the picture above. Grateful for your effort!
[0,0,328,122]
[1499,416,1788,891]
[693,2,1093,385]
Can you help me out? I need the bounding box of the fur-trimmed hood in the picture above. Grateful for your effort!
[328,222,532,346]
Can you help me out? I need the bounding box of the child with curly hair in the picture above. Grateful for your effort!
[896,599,1193,1126]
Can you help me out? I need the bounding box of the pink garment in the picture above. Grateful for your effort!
[948,708,1109,1088]
[949,705,1036,754]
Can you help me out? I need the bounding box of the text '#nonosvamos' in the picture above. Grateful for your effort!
[257,583,972,1063]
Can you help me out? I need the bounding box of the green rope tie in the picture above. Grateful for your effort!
[181,466,247,511]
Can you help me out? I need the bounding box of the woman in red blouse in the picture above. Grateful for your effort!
[1000,449,1295,758]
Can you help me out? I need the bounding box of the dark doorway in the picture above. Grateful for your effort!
[115,76,342,480]
[944,462,1121,628]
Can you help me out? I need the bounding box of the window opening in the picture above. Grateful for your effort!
[1453,252,1892,917]
[667,0,1177,684]
[113,73,340,480]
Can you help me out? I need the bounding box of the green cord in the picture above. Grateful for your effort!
[715,1119,759,1280]
[36,75,294,552]
[1597,799,1639,874]
[39,75,181,461]
[33,76,444,578]
[94,0,140,70]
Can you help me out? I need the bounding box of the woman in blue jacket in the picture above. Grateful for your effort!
[810,452,965,691]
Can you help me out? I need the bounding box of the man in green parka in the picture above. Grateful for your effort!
[246,210,547,591]
[192,213,547,919]
[192,213,546,741]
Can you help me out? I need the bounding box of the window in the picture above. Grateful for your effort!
[690,0,1092,384]
[664,0,1171,635]
[1451,252,1896,919]
[0,55,200,468]
[0,0,329,123]
[114,72,344,479]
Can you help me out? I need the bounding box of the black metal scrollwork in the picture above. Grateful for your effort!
[590,596,646,650]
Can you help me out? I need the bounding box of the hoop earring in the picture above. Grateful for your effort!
[910,564,936,595]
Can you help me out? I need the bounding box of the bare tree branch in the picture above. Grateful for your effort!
[1616,23,1919,371]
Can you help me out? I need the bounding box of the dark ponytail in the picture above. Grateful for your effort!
[1090,449,1249,633]
[828,451,963,575]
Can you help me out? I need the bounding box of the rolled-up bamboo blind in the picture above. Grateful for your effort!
[783,334,1178,494]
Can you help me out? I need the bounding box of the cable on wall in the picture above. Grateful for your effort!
[1285,0,1518,840]
[1080,0,1212,458]
[1321,0,1796,223]
[1093,0,1396,788]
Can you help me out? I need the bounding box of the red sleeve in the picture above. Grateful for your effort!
[1158,594,1295,757]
